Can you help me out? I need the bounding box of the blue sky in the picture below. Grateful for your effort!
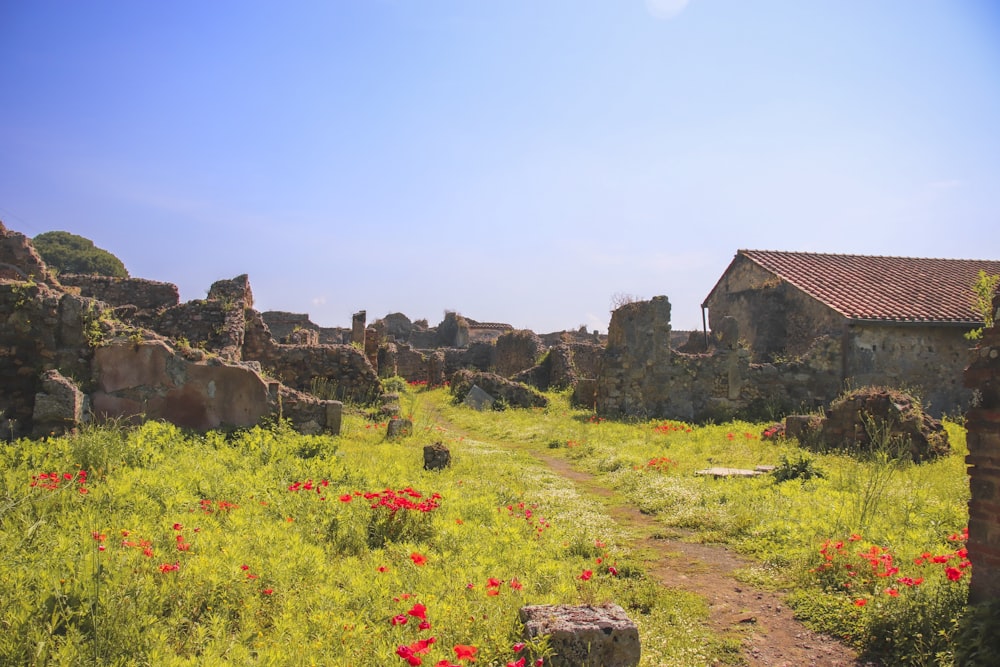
[2,1,998,333]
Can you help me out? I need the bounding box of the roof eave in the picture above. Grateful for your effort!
[846,318,982,328]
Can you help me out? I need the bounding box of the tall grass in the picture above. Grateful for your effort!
[1,389,735,666]
[427,388,971,665]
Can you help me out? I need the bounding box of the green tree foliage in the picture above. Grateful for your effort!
[32,231,129,278]
[965,270,1000,340]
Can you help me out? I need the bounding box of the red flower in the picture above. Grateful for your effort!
[945,567,963,581]
[512,642,526,652]
[172,523,183,531]
[408,603,427,620]
[454,645,478,661]
[853,598,867,607]
[340,494,353,502]
[507,660,526,667]
[579,570,593,581]
[391,614,408,626]
[262,588,274,595]
[411,552,428,566]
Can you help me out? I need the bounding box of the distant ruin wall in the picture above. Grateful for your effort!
[59,274,179,311]
[964,292,1000,604]
[597,296,842,421]
[495,330,545,377]
[244,310,380,402]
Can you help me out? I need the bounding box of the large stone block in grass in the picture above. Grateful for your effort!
[519,603,640,667]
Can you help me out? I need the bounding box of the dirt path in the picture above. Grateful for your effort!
[425,403,870,665]
[537,453,870,667]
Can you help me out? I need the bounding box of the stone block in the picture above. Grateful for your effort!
[519,603,640,667]
[463,385,494,411]
[423,442,451,470]
[386,417,413,439]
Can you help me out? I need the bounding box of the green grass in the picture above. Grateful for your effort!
[428,388,972,665]
[1,391,737,666]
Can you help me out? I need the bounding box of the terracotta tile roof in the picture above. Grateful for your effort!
[731,250,1000,324]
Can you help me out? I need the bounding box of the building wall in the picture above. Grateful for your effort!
[845,323,975,416]
[705,254,843,360]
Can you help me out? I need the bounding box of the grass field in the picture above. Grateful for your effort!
[0,384,973,665]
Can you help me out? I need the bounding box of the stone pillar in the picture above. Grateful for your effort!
[351,310,366,347]
[965,291,1000,604]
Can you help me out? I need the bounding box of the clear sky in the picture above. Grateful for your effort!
[2,1,998,333]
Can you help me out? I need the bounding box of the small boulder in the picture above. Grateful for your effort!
[423,442,451,470]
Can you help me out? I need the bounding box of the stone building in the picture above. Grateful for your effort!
[703,250,1000,416]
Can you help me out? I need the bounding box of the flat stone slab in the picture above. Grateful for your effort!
[695,467,766,478]
[463,384,494,411]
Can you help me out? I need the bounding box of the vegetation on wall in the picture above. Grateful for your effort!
[965,270,1000,340]
[32,231,129,278]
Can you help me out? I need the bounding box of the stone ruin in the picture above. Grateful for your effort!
[449,370,549,409]
[0,221,376,438]
[781,387,950,461]
[594,295,843,422]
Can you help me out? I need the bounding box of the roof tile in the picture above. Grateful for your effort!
[738,250,1000,323]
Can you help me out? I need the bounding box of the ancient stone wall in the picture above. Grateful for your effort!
[0,281,101,436]
[243,310,380,403]
[59,274,179,311]
[261,311,348,344]
[964,291,1000,604]
[495,330,545,377]
[846,323,975,416]
[0,222,59,285]
[596,296,843,421]
[261,311,314,341]
[568,342,604,379]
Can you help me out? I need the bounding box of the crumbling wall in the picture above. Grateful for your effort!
[495,330,545,377]
[0,221,58,284]
[59,274,179,311]
[965,291,1000,604]
[0,280,101,436]
[597,296,673,418]
[596,297,843,421]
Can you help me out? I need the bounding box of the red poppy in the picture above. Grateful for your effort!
[339,494,353,502]
[391,614,408,626]
[408,603,427,620]
[579,570,593,581]
[853,598,867,607]
[454,645,477,661]
[945,567,963,581]
[411,552,428,566]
